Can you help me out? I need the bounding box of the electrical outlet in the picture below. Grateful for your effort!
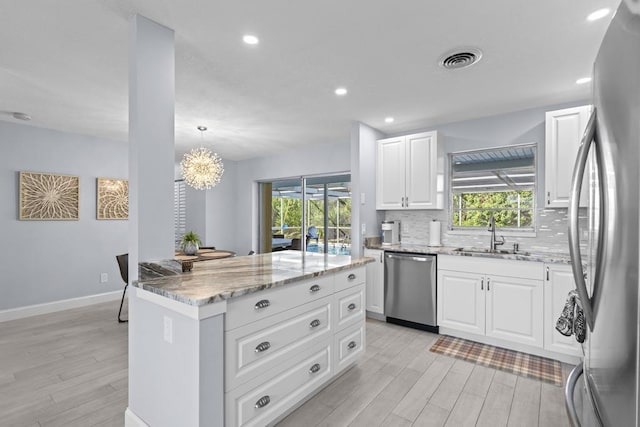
[361,223,366,235]
[100,273,108,283]
[361,193,366,204]
[164,316,173,344]
[403,223,410,233]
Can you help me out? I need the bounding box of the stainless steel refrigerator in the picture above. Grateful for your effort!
[566,1,640,426]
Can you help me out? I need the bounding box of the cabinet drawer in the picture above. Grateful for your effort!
[334,322,365,374]
[225,297,332,391]
[226,275,334,331]
[226,344,332,427]
[334,284,365,332]
[335,267,365,292]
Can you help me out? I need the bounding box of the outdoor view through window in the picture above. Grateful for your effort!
[450,144,536,230]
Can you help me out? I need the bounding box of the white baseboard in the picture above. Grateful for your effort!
[124,408,149,427]
[0,290,123,323]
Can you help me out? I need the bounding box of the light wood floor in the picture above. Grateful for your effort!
[0,302,571,427]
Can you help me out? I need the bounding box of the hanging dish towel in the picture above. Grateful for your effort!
[556,290,586,343]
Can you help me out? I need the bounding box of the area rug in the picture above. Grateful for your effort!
[430,336,563,386]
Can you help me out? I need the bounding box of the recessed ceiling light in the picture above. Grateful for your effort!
[335,87,347,96]
[384,117,395,123]
[576,77,592,85]
[243,35,259,45]
[12,112,31,121]
[587,8,610,21]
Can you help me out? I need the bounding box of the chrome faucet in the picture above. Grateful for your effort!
[488,214,505,252]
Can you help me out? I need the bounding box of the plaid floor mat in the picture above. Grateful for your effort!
[430,336,563,386]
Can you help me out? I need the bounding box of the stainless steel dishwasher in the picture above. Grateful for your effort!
[384,252,438,332]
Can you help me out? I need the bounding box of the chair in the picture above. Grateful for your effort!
[290,238,301,250]
[116,254,128,323]
[248,250,255,255]
[306,226,319,246]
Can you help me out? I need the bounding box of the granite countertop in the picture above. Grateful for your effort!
[133,250,374,306]
[366,242,573,265]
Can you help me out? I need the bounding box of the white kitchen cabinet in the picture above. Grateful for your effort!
[363,248,384,315]
[543,263,582,357]
[437,255,544,348]
[545,105,591,208]
[376,131,443,210]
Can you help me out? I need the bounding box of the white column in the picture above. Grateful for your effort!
[129,14,175,278]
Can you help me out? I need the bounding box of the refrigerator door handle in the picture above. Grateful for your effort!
[568,109,598,330]
[565,363,583,427]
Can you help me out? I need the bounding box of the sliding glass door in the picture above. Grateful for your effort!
[260,174,351,255]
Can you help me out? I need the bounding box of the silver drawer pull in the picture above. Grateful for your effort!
[255,341,271,353]
[309,319,321,328]
[347,341,357,350]
[309,363,321,374]
[347,303,357,311]
[309,284,321,293]
[347,273,356,280]
[254,299,270,310]
[255,395,270,409]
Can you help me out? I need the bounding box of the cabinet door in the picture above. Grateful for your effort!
[485,275,543,347]
[544,264,582,356]
[545,105,590,208]
[376,137,406,209]
[405,131,439,209]
[363,249,384,314]
[437,270,485,335]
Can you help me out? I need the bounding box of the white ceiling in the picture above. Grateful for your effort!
[0,0,619,161]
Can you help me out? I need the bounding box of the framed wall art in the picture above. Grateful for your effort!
[96,177,128,220]
[19,171,80,220]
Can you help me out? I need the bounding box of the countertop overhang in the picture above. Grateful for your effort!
[133,251,374,307]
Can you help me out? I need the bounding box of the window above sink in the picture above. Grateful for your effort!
[449,143,537,233]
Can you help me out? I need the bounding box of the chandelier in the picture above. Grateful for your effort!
[181,126,224,190]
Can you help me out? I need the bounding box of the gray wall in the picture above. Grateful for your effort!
[0,121,128,310]
[234,141,350,254]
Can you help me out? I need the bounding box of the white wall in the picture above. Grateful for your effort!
[234,142,350,254]
[0,121,128,310]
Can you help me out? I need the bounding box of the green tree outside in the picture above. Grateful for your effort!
[452,191,533,228]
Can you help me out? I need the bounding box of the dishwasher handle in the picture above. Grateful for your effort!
[385,253,432,262]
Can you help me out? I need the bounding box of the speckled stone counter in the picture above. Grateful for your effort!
[365,242,573,264]
[133,250,374,306]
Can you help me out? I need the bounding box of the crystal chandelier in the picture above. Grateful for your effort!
[181,126,224,190]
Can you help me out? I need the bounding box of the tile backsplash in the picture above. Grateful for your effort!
[383,208,588,254]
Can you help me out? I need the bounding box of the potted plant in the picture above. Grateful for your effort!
[181,231,202,255]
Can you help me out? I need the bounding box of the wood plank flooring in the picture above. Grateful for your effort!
[0,302,571,427]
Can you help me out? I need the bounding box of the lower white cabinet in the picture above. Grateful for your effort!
[364,249,384,314]
[544,263,582,356]
[224,267,366,426]
[437,256,544,348]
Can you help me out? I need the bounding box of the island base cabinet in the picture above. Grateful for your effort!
[485,276,543,347]
[335,323,365,374]
[225,342,332,427]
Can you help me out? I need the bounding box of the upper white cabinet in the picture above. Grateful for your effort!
[376,131,444,210]
[363,248,384,315]
[543,263,582,357]
[545,105,591,208]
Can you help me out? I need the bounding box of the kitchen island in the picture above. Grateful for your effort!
[125,251,373,427]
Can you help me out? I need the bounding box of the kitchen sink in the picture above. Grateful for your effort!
[453,247,531,256]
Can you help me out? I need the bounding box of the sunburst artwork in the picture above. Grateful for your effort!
[19,172,80,220]
[96,178,128,220]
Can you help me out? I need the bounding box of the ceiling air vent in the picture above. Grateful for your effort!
[439,48,483,70]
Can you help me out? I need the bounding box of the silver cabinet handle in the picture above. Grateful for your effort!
[309,284,320,293]
[546,266,550,281]
[380,252,383,263]
[255,395,271,409]
[481,278,484,290]
[405,196,408,206]
[309,319,321,328]
[254,299,270,310]
[569,108,598,330]
[347,341,357,350]
[401,196,405,207]
[487,278,490,291]
[348,303,357,311]
[309,363,321,374]
[255,341,271,353]
[348,273,356,281]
